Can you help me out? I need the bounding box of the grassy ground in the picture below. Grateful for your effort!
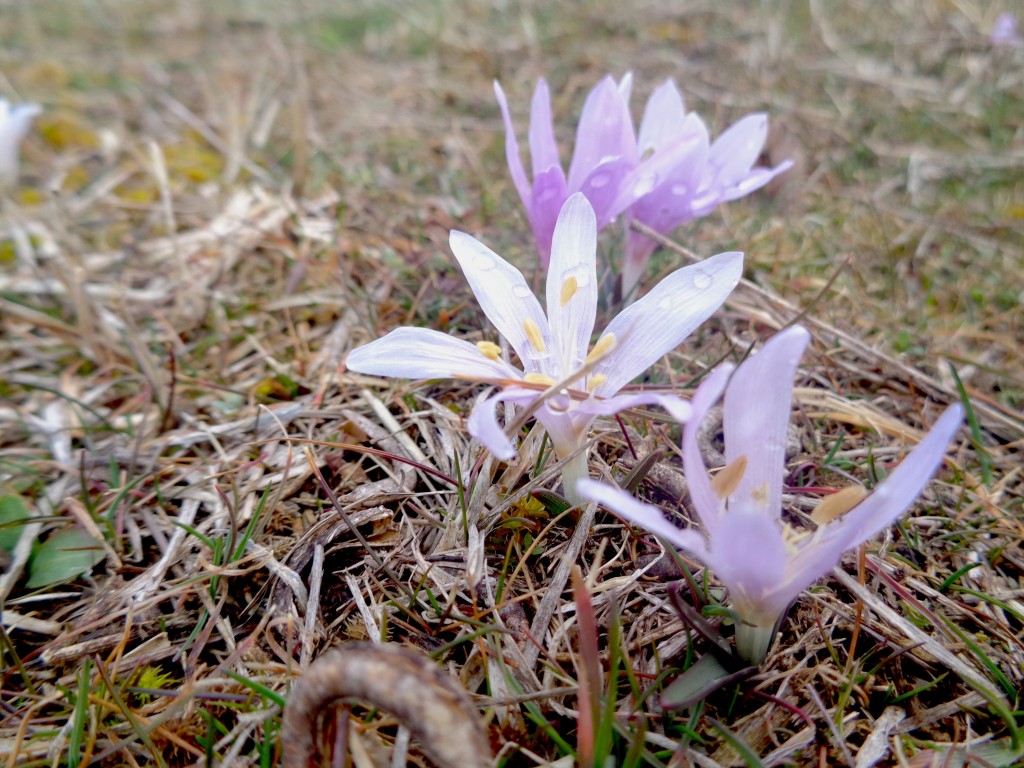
[1,0,1022,765]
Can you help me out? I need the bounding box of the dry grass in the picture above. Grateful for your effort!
[1,1,1021,766]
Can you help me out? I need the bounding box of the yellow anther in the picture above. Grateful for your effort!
[587,373,607,392]
[523,372,557,387]
[585,333,616,363]
[711,455,748,500]
[811,485,868,525]
[523,318,546,352]
[560,276,579,307]
[476,340,501,360]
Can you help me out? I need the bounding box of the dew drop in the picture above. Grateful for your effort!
[633,173,657,197]
[692,269,712,289]
[548,389,572,413]
[537,187,559,202]
[588,173,610,189]
[475,254,495,270]
[671,183,688,196]
[658,296,674,311]
[512,284,533,298]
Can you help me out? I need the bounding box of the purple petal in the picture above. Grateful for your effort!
[715,160,794,205]
[566,76,637,194]
[578,156,636,229]
[724,326,810,521]
[592,251,743,396]
[706,113,770,189]
[493,81,532,211]
[466,387,542,460]
[545,194,598,377]
[682,364,734,531]
[577,479,710,558]
[449,230,552,375]
[529,168,569,266]
[783,404,963,599]
[707,511,789,620]
[346,327,523,381]
[636,79,687,156]
[528,78,562,178]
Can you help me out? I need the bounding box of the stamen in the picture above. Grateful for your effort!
[523,372,557,387]
[711,455,747,500]
[523,318,546,352]
[586,374,607,392]
[585,332,616,363]
[811,485,868,525]
[560,276,579,307]
[476,340,501,360]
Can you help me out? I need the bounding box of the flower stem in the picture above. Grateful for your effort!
[559,449,590,507]
[734,618,777,665]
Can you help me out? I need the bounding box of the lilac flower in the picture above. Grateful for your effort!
[579,326,963,663]
[622,80,792,295]
[0,99,41,188]
[347,194,743,503]
[494,75,790,291]
[990,13,1022,47]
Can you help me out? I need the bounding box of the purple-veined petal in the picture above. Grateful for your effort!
[528,78,562,179]
[346,326,523,382]
[466,387,542,460]
[707,511,789,621]
[567,76,637,194]
[576,391,692,425]
[724,326,810,522]
[781,404,963,601]
[545,194,598,377]
[682,364,734,531]
[449,230,552,375]
[577,479,710,558]
[637,79,687,157]
[592,251,743,396]
[493,81,532,211]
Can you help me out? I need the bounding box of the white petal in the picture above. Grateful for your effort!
[346,327,522,381]
[545,194,598,378]
[592,251,743,396]
[724,326,810,521]
[449,230,552,375]
[577,391,691,424]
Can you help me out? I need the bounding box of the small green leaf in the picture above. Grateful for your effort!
[27,527,105,588]
[0,495,31,553]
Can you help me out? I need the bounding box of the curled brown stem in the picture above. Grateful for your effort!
[281,642,491,768]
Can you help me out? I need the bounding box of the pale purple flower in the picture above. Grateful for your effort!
[579,326,963,663]
[0,99,41,188]
[494,75,790,290]
[347,194,744,502]
[990,13,1022,47]
[622,80,793,295]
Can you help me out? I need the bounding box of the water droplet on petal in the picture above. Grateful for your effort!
[512,284,533,299]
[537,187,559,202]
[692,269,712,289]
[475,254,495,270]
[548,389,572,413]
[671,183,688,196]
[658,296,674,310]
[588,173,610,189]
[633,173,657,197]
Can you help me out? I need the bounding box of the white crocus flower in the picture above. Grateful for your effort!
[347,193,743,503]
[0,99,41,188]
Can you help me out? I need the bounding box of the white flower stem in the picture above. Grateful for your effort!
[559,449,590,507]
[734,618,777,665]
